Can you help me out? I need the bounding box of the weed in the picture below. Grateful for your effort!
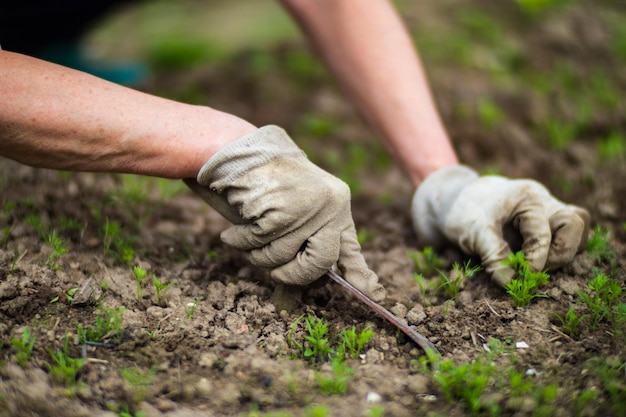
[435,260,482,302]
[11,327,36,368]
[45,229,69,270]
[502,251,550,307]
[152,274,176,306]
[77,306,125,345]
[408,247,446,277]
[46,335,85,386]
[337,325,375,360]
[131,265,148,300]
[317,357,353,396]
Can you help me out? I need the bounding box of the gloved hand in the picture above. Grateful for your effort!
[184,125,386,301]
[411,165,590,286]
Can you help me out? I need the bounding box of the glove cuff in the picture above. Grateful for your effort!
[411,164,479,247]
[420,165,479,209]
[196,125,306,186]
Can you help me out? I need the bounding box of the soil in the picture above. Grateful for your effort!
[1,1,625,417]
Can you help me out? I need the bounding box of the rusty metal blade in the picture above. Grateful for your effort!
[325,269,440,356]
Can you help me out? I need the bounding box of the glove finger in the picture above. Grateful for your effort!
[220,209,301,251]
[336,224,386,302]
[270,226,340,286]
[244,231,309,268]
[545,206,590,270]
[471,226,516,287]
[515,205,552,273]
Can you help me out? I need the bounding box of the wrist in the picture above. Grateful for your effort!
[136,105,257,179]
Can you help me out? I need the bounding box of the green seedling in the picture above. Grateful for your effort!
[50,287,80,304]
[303,314,333,363]
[185,297,202,319]
[337,325,375,360]
[553,306,584,339]
[585,357,626,413]
[1,226,12,247]
[585,225,615,265]
[25,213,46,237]
[11,327,36,368]
[477,98,504,130]
[131,265,148,300]
[408,247,446,277]
[598,131,626,161]
[413,273,438,306]
[120,365,156,408]
[502,251,550,307]
[117,403,145,417]
[102,217,136,264]
[432,354,497,413]
[57,216,85,233]
[77,306,125,345]
[287,314,335,362]
[316,357,353,396]
[577,270,622,329]
[152,274,176,306]
[366,407,385,417]
[46,229,69,270]
[435,260,482,302]
[357,227,376,246]
[9,251,19,275]
[46,334,85,386]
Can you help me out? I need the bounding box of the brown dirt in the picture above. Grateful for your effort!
[1,1,625,416]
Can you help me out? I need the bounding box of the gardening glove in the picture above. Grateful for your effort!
[411,165,590,286]
[184,125,386,301]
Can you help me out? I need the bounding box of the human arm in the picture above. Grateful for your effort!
[281,0,590,283]
[279,0,458,186]
[0,50,255,179]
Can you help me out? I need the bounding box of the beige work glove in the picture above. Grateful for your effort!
[184,125,386,301]
[411,165,590,286]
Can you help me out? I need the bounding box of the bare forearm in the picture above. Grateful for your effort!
[0,51,255,179]
[281,0,458,185]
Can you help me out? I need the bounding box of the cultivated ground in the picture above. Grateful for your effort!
[1,1,625,416]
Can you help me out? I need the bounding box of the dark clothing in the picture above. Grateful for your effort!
[0,1,134,54]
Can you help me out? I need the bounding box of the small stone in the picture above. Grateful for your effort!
[390,303,407,319]
[195,378,213,398]
[366,391,382,403]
